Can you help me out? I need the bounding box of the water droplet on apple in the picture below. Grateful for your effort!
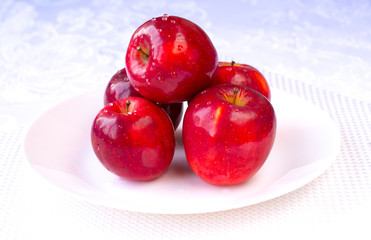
[201,90,207,95]
[170,19,176,24]
[177,45,183,51]
[158,28,163,33]
[145,79,151,85]
[194,103,200,108]
[158,76,164,82]
[206,101,211,105]
[193,116,201,125]
[234,108,240,112]
[171,71,177,77]
[162,14,169,20]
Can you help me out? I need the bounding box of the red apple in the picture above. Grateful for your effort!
[91,97,175,181]
[104,68,142,105]
[210,61,271,100]
[125,14,218,103]
[182,84,276,186]
[104,68,184,130]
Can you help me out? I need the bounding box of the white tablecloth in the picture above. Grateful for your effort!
[1,1,370,239]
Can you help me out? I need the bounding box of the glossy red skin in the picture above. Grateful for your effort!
[91,97,175,181]
[183,84,276,186]
[104,68,184,130]
[125,15,218,103]
[210,62,271,100]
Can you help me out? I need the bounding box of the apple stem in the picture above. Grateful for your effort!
[136,46,149,57]
[233,88,238,104]
[126,100,131,113]
[231,60,235,66]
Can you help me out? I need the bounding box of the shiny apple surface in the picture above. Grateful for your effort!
[211,62,271,100]
[125,15,218,103]
[91,97,175,181]
[104,68,184,130]
[183,84,276,185]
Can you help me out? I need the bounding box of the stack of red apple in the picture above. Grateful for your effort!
[91,15,276,186]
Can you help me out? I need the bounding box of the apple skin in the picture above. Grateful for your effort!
[210,62,271,100]
[182,84,276,186]
[91,97,175,181]
[125,14,218,103]
[104,68,184,130]
[103,68,142,105]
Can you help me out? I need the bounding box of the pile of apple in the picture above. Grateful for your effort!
[91,15,276,186]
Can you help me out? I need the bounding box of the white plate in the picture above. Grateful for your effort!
[24,88,340,214]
